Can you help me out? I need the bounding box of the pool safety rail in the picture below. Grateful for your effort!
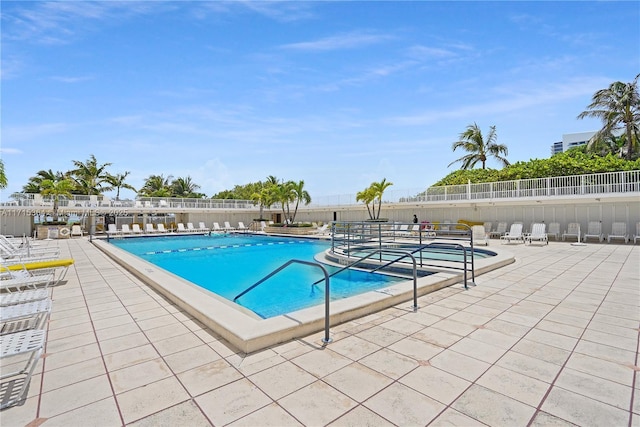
[329,221,478,290]
[233,259,332,344]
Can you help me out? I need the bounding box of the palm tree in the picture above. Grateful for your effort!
[23,169,65,193]
[356,187,376,220]
[578,74,640,160]
[251,181,277,220]
[0,159,7,189]
[70,154,113,195]
[40,178,75,222]
[106,172,137,201]
[139,174,173,197]
[448,123,510,170]
[370,178,393,219]
[171,176,202,198]
[289,180,311,223]
[273,181,296,224]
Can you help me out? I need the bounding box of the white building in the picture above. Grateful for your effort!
[551,131,597,155]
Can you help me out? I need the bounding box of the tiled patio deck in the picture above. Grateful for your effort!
[2,238,638,426]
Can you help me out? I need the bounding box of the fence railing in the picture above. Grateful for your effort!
[3,170,639,209]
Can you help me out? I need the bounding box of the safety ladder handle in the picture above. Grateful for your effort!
[233,259,332,344]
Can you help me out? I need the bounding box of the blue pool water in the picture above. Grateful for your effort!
[109,234,407,318]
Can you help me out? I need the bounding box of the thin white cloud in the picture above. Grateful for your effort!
[280,31,394,52]
[0,148,23,155]
[49,75,95,83]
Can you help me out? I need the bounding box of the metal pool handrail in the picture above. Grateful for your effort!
[314,249,419,311]
[233,259,332,344]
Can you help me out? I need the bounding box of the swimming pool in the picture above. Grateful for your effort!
[109,234,409,318]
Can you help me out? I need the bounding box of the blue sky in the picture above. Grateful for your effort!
[1,1,639,202]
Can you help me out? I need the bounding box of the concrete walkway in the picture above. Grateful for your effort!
[2,238,638,426]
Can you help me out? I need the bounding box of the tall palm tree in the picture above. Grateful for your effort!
[578,74,640,160]
[370,178,393,219]
[139,174,173,197]
[448,123,509,170]
[40,178,75,222]
[23,169,65,193]
[274,181,296,224]
[356,187,376,219]
[106,171,137,201]
[289,180,311,223]
[0,159,7,189]
[171,176,202,198]
[70,154,113,195]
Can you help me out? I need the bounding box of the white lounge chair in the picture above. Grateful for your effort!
[70,225,84,237]
[0,273,55,292]
[562,223,580,241]
[396,224,410,236]
[198,222,210,232]
[177,223,188,233]
[131,224,143,235]
[186,223,197,232]
[547,222,560,240]
[526,223,548,245]
[634,222,640,244]
[237,222,249,233]
[500,223,524,244]
[106,224,122,236]
[212,223,223,232]
[472,225,488,246]
[315,224,330,235]
[1,288,49,307]
[260,221,267,232]
[583,221,603,242]
[223,221,236,231]
[145,223,156,234]
[607,222,629,243]
[489,222,507,239]
[156,224,168,233]
[0,329,47,409]
[1,298,52,335]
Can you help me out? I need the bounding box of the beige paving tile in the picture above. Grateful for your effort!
[574,340,637,365]
[196,378,272,425]
[363,382,445,426]
[46,321,94,341]
[358,348,419,379]
[430,318,478,336]
[529,411,580,426]
[92,313,136,330]
[452,384,536,426]
[38,397,121,427]
[163,344,222,374]
[45,331,96,353]
[178,358,244,397]
[323,362,394,402]
[429,349,491,382]
[99,331,150,355]
[399,364,471,405]
[327,405,395,427]
[582,328,638,351]
[511,339,571,366]
[110,358,173,394]
[42,357,106,393]
[541,386,629,427]
[291,348,352,379]
[449,337,507,364]
[387,336,444,362]
[153,332,204,357]
[228,402,303,426]
[497,350,562,383]
[378,315,426,335]
[412,326,462,348]
[279,381,357,426]
[248,360,317,400]
[128,400,212,427]
[526,328,579,351]
[103,343,160,371]
[326,335,381,361]
[477,365,549,407]
[117,376,190,424]
[39,374,114,419]
[565,352,635,386]
[554,367,632,409]
[356,325,405,347]
[430,407,488,426]
[43,342,102,372]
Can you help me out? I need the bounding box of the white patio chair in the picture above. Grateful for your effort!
[547,222,560,240]
[237,222,249,233]
[70,225,84,237]
[1,299,52,335]
[145,223,156,234]
[562,223,580,241]
[607,222,629,243]
[500,223,524,244]
[121,224,132,235]
[583,221,603,242]
[176,223,188,233]
[489,222,507,238]
[0,329,47,409]
[156,224,168,233]
[1,289,49,307]
[131,224,143,234]
[212,223,223,232]
[472,225,489,246]
[224,221,236,231]
[526,223,548,245]
[634,222,640,244]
